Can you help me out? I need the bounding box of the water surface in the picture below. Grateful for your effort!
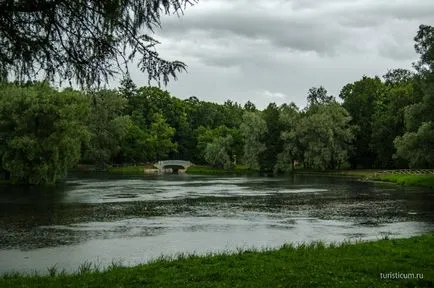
[0,174,433,274]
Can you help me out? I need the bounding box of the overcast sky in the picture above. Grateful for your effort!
[125,0,434,109]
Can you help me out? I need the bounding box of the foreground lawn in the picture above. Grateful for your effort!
[1,235,433,288]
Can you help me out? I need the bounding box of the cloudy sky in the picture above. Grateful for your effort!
[126,0,434,109]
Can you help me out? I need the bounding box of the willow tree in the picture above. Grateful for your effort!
[394,25,434,168]
[0,0,197,86]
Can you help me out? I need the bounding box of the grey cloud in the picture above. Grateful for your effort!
[126,0,432,109]
[159,0,434,55]
[161,8,350,55]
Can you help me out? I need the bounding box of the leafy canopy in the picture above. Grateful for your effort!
[0,0,197,87]
[0,82,90,184]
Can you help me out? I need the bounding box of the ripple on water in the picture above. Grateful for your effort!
[1,175,433,275]
[103,193,139,199]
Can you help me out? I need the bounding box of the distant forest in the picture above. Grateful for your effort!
[0,25,433,184]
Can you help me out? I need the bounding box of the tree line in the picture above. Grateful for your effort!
[0,24,433,184]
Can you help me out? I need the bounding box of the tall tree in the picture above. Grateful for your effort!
[82,89,130,168]
[0,82,90,184]
[394,24,434,168]
[306,86,334,108]
[258,103,283,174]
[340,76,385,168]
[276,103,301,172]
[204,135,234,170]
[296,102,354,170]
[240,112,267,170]
[0,0,196,86]
[370,70,418,168]
[243,101,257,112]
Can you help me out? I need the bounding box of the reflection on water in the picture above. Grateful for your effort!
[0,173,433,274]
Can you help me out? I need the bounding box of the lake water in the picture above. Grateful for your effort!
[0,173,433,274]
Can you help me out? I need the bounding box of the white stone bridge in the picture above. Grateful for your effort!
[154,160,193,174]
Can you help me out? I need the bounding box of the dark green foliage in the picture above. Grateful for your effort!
[306,86,334,107]
[0,0,196,87]
[394,24,434,168]
[81,89,130,168]
[340,76,385,168]
[258,103,283,173]
[371,70,418,168]
[297,102,354,170]
[0,82,90,184]
[2,24,434,183]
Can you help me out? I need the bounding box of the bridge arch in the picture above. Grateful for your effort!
[154,160,193,174]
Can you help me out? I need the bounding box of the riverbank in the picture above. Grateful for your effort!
[293,169,434,189]
[106,165,155,174]
[186,165,257,175]
[101,164,258,175]
[73,165,434,188]
[1,234,432,287]
[373,174,434,189]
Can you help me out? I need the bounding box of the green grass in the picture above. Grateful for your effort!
[1,235,433,287]
[374,174,434,189]
[107,165,155,174]
[186,165,257,175]
[294,169,434,188]
[106,165,257,175]
[293,169,382,179]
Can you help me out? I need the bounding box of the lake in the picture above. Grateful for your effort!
[0,173,433,274]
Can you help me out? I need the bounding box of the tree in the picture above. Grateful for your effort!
[0,0,197,86]
[414,24,434,73]
[204,135,234,170]
[383,69,414,86]
[117,122,149,163]
[82,89,130,168]
[240,112,267,170]
[306,86,334,108]
[117,112,176,163]
[119,75,138,100]
[394,122,434,168]
[276,103,300,172]
[258,103,283,173]
[339,76,385,168]
[394,24,434,167]
[243,101,257,112]
[148,113,177,160]
[296,103,354,170]
[0,82,90,184]
[196,125,241,164]
[371,70,418,168]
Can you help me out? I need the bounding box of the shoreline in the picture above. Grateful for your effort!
[2,167,433,189]
[1,234,433,287]
[103,166,434,189]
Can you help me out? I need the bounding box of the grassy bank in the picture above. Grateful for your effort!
[107,165,154,174]
[69,164,156,175]
[73,165,434,189]
[294,169,434,188]
[293,169,382,179]
[374,174,434,189]
[1,235,433,287]
[105,165,257,175]
[186,165,257,175]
